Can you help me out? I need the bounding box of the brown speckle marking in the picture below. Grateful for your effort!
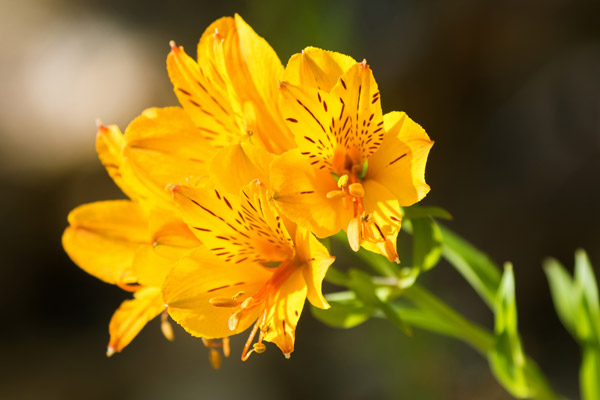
[207,284,230,293]
[389,153,407,166]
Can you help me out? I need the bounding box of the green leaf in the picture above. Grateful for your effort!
[347,269,411,334]
[543,257,577,337]
[311,291,375,329]
[412,217,443,271]
[575,249,600,343]
[581,346,600,400]
[439,224,502,309]
[488,264,530,398]
[402,204,453,220]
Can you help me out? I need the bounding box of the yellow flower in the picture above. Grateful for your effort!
[63,113,203,355]
[167,14,295,155]
[164,179,334,359]
[271,47,433,262]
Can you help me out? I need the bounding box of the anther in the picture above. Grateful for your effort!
[228,310,241,331]
[326,190,346,199]
[209,349,222,370]
[348,183,365,198]
[232,291,245,300]
[106,346,115,357]
[253,342,266,354]
[161,310,175,341]
[209,297,239,307]
[338,174,349,188]
[347,217,363,252]
[240,297,254,309]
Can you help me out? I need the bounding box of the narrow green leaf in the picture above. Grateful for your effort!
[402,204,453,220]
[543,257,577,337]
[575,249,600,343]
[488,264,530,398]
[311,292,375,329]
[439,224,502,309]
[412,217,444,271]
[348,269,411,334]
[580,346,600,400]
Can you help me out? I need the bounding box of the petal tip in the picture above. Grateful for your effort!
[106,346,115,357]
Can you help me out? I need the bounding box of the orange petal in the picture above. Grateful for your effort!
[163,247,271,338]
[270,149,352,238]
[62,200,149,285]
[107,287,165,355]
[366,111,433,206]
[283,47,356,92]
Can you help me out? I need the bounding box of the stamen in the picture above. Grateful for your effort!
[241,319,261,361]
[338,174,349,188]
[326,190,346,199]
[161,310,175,341]
[348,183,365,198]
[106,346,115,357]
[209,297,239,307]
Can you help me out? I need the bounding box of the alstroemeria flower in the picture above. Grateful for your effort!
[63,117,203,355]
[164,179,334,359]
[167,14,295,155]
[272,48,433,262]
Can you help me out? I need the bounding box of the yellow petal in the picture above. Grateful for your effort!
[132,215,200,287]
[232,15,296,153]
[62,200,149,285]
[232,14,284,118]
[278,80,340,172]
[261,265,307,357]
[170,180,295,263]
[270,149,352,238]
[294,227,334,309]
[167,41,246,148]
[329,62,384,165]
[283,47,356,92]
[122,107,214,211]
[366,111,433,206]
[209,142,275,196]
[107,287,164,355]
[95,123,138,200]
[192,15,295,154]
[163,247,271,338]
[360,179,402,261]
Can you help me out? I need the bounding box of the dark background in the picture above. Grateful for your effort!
[1,0,599,398]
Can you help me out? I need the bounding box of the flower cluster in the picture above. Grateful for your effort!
[63,14,432,367]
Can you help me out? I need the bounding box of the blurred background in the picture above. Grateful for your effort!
[1,0,599,398]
